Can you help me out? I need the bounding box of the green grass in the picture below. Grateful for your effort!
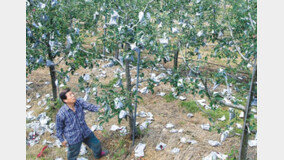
[46,98,64,121]
[179,100,199,113]
[202,107,229,121]
[112,138,127,160]
[163,92,176,102]
[101,129,109,138]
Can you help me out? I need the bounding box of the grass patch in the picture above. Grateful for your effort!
[46,98,64,121]
[202,107,228,121]
[179,100,199,113]
[112,138,127,160]
[163,92,176,102]
[101,129,109,138]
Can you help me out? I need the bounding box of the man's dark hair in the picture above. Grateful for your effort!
[59,88,71,103]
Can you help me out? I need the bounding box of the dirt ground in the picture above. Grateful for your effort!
[26,58,256,160]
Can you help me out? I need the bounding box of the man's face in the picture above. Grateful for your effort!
[64,91,77,104]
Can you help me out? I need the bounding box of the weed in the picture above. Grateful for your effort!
[163,92,176,102]
[46,98,64,121]
[179,100,199,113]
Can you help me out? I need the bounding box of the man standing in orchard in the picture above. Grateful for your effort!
[56,88,108,160]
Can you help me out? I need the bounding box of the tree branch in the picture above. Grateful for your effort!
[228,25,249,61]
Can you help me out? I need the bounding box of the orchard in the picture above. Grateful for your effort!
[26,0,257,159]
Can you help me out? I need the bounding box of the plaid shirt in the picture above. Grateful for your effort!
[56,98,100,145]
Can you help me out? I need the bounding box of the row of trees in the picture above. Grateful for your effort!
[26,0,256,159]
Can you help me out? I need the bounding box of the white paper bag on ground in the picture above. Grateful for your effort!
[248,140,257,147]
[171,148,180,154]
[155,142,167,151]
[220,130,230,142]
[208,140,221,147]
[134,143,146,157]
[179,96,186,101]
[187,113,194,118]
[157,92,166,96]
[138,111,147,117]
[218,115,226,121]
[180,137,187,143]
[140,121,150,131]
[110,125,120,131]
[201,124,210,131]
[187,140,197,144]
[202,151,228,160]
[166,123,174,129]
[170,129,178,133]
[79,144,87,155]
[236,123,242,129]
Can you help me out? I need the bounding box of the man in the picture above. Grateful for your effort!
[56,88,108,160]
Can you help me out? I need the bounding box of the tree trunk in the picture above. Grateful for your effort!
[49,65,57,100]
[174,49,179,70]
[115,44,119,60]
[125,59,136,139]
[103,14,107,56]
[239,61,257,160]
[46,35,58,101]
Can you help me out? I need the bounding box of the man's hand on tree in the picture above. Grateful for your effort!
[62,141,67,147]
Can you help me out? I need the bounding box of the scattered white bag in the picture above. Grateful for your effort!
[202,151,228,160]
[220,130,230,142]
[79,144,87,155]
[119,110,127,119]
[140,121,150,131]
[187,140,197,144]
[166,123,174,129]
[171,148,180,154]
[138,111,147,117]
[236,123,242,129]
[155,142,167,151]
[139,87,149,94]
[179,96,187,101]
[248,140,257,147]
[239,111,244,118]
[26,111,36,121]
[170,129,178,133]
[208,140,221,147]
[110,125,120,131]
[54,139,62,148]
[114,97,124,109]
[201,124,210,131]
[36,93,41,99]
[157,92,166,96]
[180,137,187,143]
[27,98,31,103]
[187,113,194,118]
[218,115,226,121]
[134,143,146,157]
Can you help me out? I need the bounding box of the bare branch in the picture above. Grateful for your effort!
[248,12,255,30]
[228,25,249,61]
[54,56,66,66]
[102,55,126,70]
